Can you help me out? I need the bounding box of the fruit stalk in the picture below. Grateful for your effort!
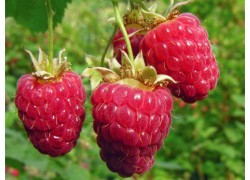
[100,24,118,67]
[45,0,54,73]
[111,0,135,64]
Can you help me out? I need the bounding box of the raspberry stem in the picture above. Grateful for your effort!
[45,0,54,74]
[100,24,118,67]
[111,0,135,65]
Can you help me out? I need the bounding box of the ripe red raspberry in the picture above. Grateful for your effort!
[91,83,173,177]
[140,13,219,103]
[15,71,86,157]
[113,27,144,63]
[5,166,20,177]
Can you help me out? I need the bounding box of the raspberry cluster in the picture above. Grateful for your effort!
[14,1,219,178]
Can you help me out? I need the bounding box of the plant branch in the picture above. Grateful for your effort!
[45,0,54,73]
[100,24,118,67]
[111,0,135,65]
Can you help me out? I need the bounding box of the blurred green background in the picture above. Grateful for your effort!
[5,0,244,179]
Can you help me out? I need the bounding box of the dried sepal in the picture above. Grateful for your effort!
[94,67,120,83]
[166,0,193,20]
[57,49,66,65]
[32,71,53,79]
[26,48,70,80]
[107,17,116,24]
[38,48,49,70]
[120,51,136,78]
[124,0,192,32]
[140,8,165,22]
[155,74,177,86]
[123,6,166,31]
[25,49,42,72]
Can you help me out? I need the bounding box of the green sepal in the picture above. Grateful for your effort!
[81,68,103,90]
[140,66,157,86]
[147,1,157,12]
[140,8,165,22]
[82,50,176,91]
[108,57,122,76]
[85,54,107,67]
[155,74,177,86]
[82,67,120,90]
[134,52,146,71]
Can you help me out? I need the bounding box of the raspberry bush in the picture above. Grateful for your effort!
[5,0,245,179]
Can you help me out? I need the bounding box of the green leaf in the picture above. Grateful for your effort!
[231,94,245,107]
[5,75,17,98]
[64,164,90,180]
[5,111,17,128]
[6,0,72,32]
[226,159,244,175]
[5,128,50,171]
[6,157,24,171]
[155,161,184,170]
[204,141,238,159]
[203,161,218,175]
[224,126,244,143]
[201,127,217,138]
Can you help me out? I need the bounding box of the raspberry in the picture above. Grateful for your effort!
[91,82,172,177]
[140,13,219,103]
[113,27,144,63]
[15,71,86,157]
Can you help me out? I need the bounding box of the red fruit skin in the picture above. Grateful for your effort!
[140,13,219,103]
[113,28,144,63]
[91,83,173,177]
[11,169,20,177]
[5,166,20,177]
[15,71,86,157]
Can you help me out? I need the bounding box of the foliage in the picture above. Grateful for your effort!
[5,0,244,179]
[6,0,72,32]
